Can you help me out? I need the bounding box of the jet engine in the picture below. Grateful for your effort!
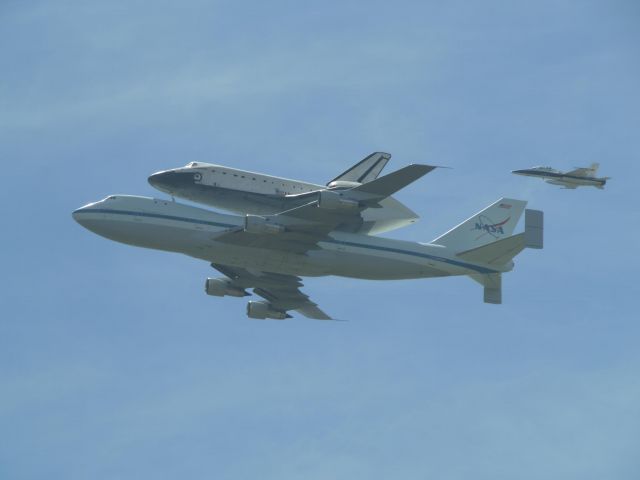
[205,278,248,297]
[244,215,285,234]
[246,301,290,320]
[317,190,360,211]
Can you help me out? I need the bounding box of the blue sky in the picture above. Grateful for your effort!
[1,1,640,478]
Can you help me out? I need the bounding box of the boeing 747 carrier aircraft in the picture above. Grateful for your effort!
[74,163,544,320]
[512,163,610,189]
[148,152,424,234]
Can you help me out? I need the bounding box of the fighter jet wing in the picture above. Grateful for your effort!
[211,263,332,320]
[564,167,591,177]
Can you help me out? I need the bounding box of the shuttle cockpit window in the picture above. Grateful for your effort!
[187,162,199,167]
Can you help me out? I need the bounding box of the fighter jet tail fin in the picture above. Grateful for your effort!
[431,198,527,251]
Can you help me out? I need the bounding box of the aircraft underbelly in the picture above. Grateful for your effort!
[203,243,331,276]
[545,177,597,187]
[196,245,448,280]
[306,247,450,279]
[330,255,448,279]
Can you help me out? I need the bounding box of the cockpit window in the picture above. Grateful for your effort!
[187,162,199,167]
[107,196,117,200]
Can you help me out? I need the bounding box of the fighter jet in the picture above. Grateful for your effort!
[512,163,610,189]
[147,152,424,234]
[73,163,544,319]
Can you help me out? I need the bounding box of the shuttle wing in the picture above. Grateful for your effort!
[211,264,332,320]
[213,164,440,251]
[350,164,437,198]
[282,164,438,233]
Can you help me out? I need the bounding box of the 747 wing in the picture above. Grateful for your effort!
[211,263,332,320]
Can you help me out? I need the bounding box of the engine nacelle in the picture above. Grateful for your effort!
[205,278,247,297]
[246,301,290,320]
[244,215,285,234]
[317,190,360,211]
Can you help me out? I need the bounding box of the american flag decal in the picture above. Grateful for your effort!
[499,203,512,209]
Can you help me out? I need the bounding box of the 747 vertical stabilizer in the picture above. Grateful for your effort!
[432,199,544,304]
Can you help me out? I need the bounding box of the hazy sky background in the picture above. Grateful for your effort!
[2,1,640,479]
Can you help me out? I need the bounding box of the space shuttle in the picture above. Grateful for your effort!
[512,163,610,189]
[148,152,437,234]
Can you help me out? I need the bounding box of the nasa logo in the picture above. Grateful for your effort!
[471,215,510,240]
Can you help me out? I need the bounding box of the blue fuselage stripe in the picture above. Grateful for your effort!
[75,208,498,274]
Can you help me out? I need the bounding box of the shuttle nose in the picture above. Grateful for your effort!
[148,170,174,190]
[148,170,198,193]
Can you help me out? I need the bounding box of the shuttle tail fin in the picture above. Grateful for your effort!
[328,152,391,185]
